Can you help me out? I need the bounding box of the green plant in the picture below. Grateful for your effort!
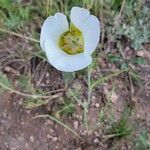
[56,99,75,117]
[129,71,142,86]
[0,72,61,102]
[112,0,124,10]
[0,72,13,92]
[134,130,150,150]
[0,0,31,30]
[62,72,75,88]
[132,57,145,65]
[106,106,133,139]
[18,75,63,109]
[116,1,150,50]
[107,54,122,64]
[98,84,116,123]
[103,0,149,57]
[23,98,48,109]
[69,66,130,129]
[18,75,30,91]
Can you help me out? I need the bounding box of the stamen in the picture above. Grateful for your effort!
[59,24,84,55]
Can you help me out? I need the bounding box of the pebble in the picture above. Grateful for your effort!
[72,81,82,90]
[76,115,79,118]
[50,128,55,134]
[73,121,79,129]
[92,95,96,100]
[27,110,30,114]
[93,138,100,144]
[79,115,82,120]
[47,134,51,139]
[81,130,87,135]
[45,72,50,78]
[29,135,34,142]
[46,79,50,84]
[52,137,58,142]
[18,99,23,105]
[25,143,29,148]
[94,131,100,137]
[117,108,122,112]
[76,115,82,120]
[95,103,100,108]
[110,92,118,103]
[21,122,25,125]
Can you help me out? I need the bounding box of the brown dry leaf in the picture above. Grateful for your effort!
[4,66,20,76]
[110,91,118,103]
[103,87,118,103]
[136,50,150,58]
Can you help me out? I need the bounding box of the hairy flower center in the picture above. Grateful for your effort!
[59,24,84,55]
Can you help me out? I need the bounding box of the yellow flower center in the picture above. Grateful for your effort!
[59,24,84,55]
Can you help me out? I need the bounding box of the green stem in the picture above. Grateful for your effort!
[83,104,88,130]
[0,82,62,99]
[87,66,92,105]
[68,89,84,107]
[90,67,130,91]
[83,66,92,129]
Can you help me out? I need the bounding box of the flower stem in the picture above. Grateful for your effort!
[87,67,92,105]
[83,66,92,129]
[83,104,88,130]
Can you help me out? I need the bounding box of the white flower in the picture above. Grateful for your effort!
[40,7,100,72]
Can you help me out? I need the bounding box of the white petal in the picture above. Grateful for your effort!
[44,38,92,72]
[40,13,69,51]
[70,7,100,54]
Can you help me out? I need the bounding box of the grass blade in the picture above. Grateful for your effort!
[91,67,130,90]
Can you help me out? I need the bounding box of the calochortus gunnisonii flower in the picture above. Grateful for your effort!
[40,7,100,72]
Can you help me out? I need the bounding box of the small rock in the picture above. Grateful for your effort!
[50,128,55,134]
[45,72,50,78]
[18,99,23,105]
[46,79,50,84]
[4,66,20,76]
[52,137,58,142]
[136,50,150,58]
[95,103,100,108]
[92,95,96,100]
[137,114,140,118]
[25,143,29,148]
[72,81,82,90]
[73,121,79,129]
[81,130,87,135]
[76,115,79,118]
[111,92,118,103]
[97,58,107,68]
[117,108,122,112]
[27,110,30,114]
[47,134,51,139]
[93,138,100,144]
[29,135,34,142]
[94,131,100,137]
[79,115,82,120]
[21,122,25,125]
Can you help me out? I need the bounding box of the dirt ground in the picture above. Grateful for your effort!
[0,36,150,149]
